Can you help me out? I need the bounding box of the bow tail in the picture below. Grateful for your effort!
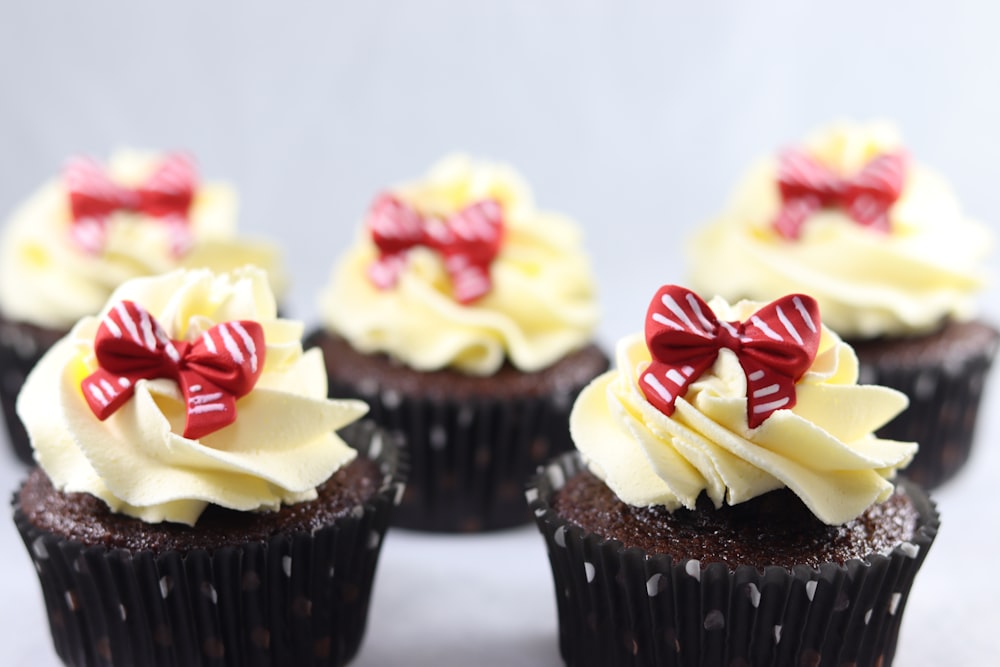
[69,217,110,255]
[773,196,822,240]
[738,358,799,428]
[846,194,893,233]
[368,253,408,290]
[443,253,492,304]
[81,368,136,421]
[160,214,195,256]
[640,356,716,417]
[177,372,237,439]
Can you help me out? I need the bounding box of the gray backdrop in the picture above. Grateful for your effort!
[2,3,999,665]
[3,1,999,340]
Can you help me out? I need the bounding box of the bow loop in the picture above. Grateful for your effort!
[91,301,180,375]
[640,286,820,428]
[774,149,906,239]
[64,154,197,256]
[65,157,136,221]
[183,321,265,395]
[368,193,425,253]
[366,193,504,304]
[134,154,197,217]
[81,301,265,439]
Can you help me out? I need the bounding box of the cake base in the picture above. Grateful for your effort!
[13,420,406,667]
[850,318,999,489]
[306,329,608,532]
[528,452,939,667]
[553,469,921,571]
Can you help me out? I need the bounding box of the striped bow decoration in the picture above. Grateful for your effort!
[366,193,504,304]
[81,300,265,439]
[773,149,907,239]
[64,154,197,256]
[640,285,820,428]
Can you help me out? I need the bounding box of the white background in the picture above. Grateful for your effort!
[2,2,1000,665]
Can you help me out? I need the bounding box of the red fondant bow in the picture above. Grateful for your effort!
[640,285,821,428]
[366,193,504,304]
[773,149,906,239]
[81,300,265,439]
[64,154,197,256]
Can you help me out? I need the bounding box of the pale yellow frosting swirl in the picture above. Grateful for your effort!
[688,120,991,338]
[17,267,367,526]
[572,296,916,525]
[0,150,286,330]
[319,154,599,375]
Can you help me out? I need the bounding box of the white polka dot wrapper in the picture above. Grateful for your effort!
[304,329,608,533]
[849,321,999,489]
[526,452,939,667]
[12,420,407,667]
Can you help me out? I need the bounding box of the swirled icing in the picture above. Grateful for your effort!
[18,267,366,526]
[0,150,285,329]
[319,154,599,375]
[572,295,916,525]
[688,120,990,338]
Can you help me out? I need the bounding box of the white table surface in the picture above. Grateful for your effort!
[1,380,999,667]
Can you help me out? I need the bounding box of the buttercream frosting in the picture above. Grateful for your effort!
[17,267,367,526]
[572,294,916,525]
[319,154,599,375]
[688,120,991,338]
[0,150,285,330]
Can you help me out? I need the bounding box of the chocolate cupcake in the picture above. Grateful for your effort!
[308,155,608,532]
[687,120,997,488]
[12,267,404,666]
[528,285,938,667]
[0,150,286,464]
[0,318,64,462]
[850,320,998,487]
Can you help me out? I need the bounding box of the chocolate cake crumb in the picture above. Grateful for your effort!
[17,458,382,554]
[552,470,920,570]
[305,330,609,400]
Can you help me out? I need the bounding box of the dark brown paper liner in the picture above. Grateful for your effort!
[331,378,586,532]
[527,453,939,667]
[852,319,999,489]
[12,420,406,667]
[304,329,609,533]
[0,315,66,463]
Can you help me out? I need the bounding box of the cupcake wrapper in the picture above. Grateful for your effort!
[13,420,406,667]
[331,376,585,533]
[0,317,63,464]
[857,327,999,489]
[527,453,939,667]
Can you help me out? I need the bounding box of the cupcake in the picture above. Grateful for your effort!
[12,267,405,666]
[307,155,608,532]
[688,120,997,488]
[528,284,939,667]
[0,150,286,463]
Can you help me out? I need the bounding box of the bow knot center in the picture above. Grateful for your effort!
[773,149,907,239]
[641,285,822,428]
[366,193,504,304]
[714,320,747,355]
[81,301,266,439]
